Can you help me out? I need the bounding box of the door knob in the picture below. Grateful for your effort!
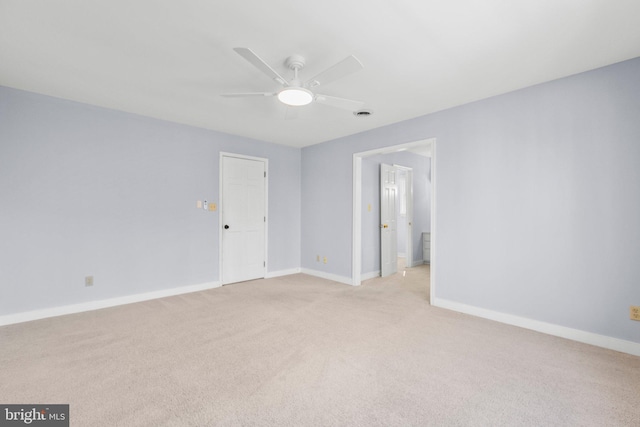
[224,225,229,229]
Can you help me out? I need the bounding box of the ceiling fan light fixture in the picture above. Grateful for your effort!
[277,87,313,106]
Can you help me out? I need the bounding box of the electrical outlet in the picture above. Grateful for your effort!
[631,306,640,321]
[323,256,327,264]
[85,276,94,287]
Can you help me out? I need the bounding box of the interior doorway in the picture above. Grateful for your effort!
[352,138,436,303]
[219,152,268,285]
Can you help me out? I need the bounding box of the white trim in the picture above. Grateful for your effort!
[301,268,353,286]
[265,268,301,278]
[429,140,437,305]
[352,138,436,287]
[0,281,221,327]
[352,155,362,286]
[433,297,640,357]
[219,152,269,285]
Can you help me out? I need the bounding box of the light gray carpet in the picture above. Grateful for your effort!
[1,265,639,426]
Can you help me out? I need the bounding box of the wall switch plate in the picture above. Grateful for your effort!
[85,276,94,287]
[196,200,202,209]
[209,203,217,211]
[316,255,320,262]
[323,256,327,264]
[631,306,640,321]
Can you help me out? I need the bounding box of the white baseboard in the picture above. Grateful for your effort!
[265,268,301,278]
[301,268,353,286]
[0,281,221,327]
[432,297,640,357]
[361,270,381,281]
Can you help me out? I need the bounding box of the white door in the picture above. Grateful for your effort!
[380,163,398,277]
[221,155,266,284]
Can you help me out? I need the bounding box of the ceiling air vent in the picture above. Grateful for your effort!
[354,109,373,117]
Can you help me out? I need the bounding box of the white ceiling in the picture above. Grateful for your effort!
[2,1,640,148]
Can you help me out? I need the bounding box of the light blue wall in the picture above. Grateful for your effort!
[3,56,639,343]
[301,57,640,343]
[0,86,301,315]
[361,152,431,274]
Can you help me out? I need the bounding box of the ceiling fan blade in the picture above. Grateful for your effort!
[306,55,363,88]
[221,92,275,97]
[233,47,289,86]
[315,94,364,111]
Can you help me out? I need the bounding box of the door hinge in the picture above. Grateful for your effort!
[264,216,266,222]
[264,171,266,177]
[263,261,265,267]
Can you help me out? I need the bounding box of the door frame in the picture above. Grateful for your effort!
[352,138,436,304]
[219,152,269,284]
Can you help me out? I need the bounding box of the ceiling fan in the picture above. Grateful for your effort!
[221,47,364,112]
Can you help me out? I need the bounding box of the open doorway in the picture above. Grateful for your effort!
[352,138,436,303]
